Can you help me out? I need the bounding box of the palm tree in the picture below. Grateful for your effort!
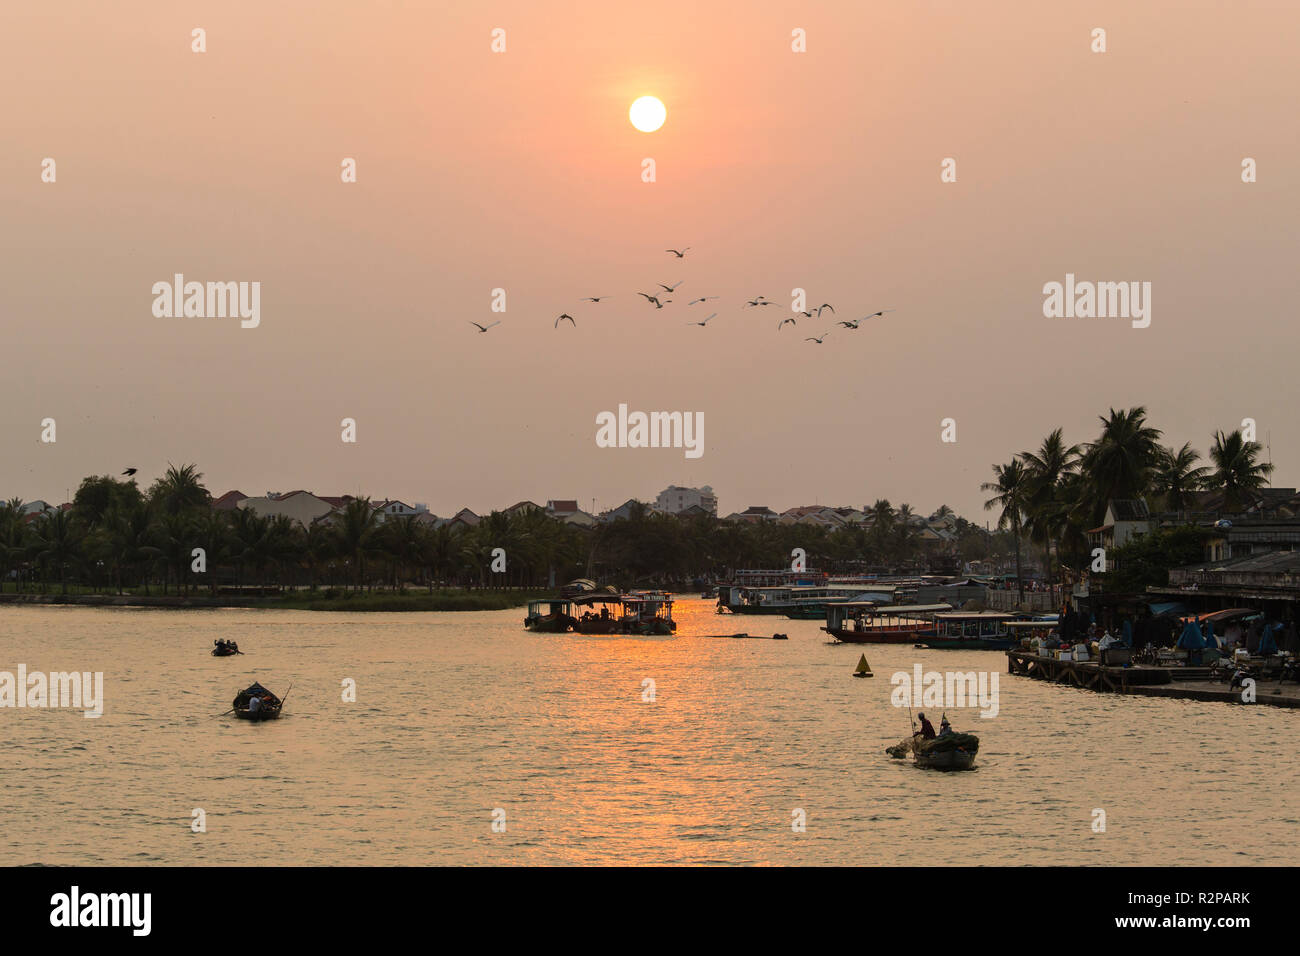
[150,463,210,515]
[32,509,84,595]
[1151,443,1209,515]
[982,459,1030,601]
[1019,428,1081,581]
[1080,407,1163,524]
[1208,429,1274,512]
[331,497,380,590]
[106,500,160,594]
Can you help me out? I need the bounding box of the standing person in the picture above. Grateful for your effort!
[916,712,936,740]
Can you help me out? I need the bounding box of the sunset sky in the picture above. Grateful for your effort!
[3,1,1297,520]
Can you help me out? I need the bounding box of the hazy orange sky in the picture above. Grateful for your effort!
[3,1,1297,519]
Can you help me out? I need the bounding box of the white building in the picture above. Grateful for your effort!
[654,485,717,516]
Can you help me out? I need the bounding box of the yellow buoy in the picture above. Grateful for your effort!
[853,654,873,678]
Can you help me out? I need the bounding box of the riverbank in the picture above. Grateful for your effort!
[0,589,550,612]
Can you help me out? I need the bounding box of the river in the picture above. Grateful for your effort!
[1,600,1295,865]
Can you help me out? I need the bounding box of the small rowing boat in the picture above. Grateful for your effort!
[232,682,284,721]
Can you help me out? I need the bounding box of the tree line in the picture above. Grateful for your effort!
[981,406,1275,597]
[0,466,1010,595]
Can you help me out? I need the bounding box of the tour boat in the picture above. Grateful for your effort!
[524,598,577,633]
[918,611,1016,650]
[822,603,951,644]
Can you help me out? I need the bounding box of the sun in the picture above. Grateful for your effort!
[629,95,666,132]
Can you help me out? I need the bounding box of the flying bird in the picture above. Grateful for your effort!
[658,281,683,292]
[122,468,137,477]
[745,297,774,307]
[469,321,501,333]
[579,296,611,303]
[816,303,835,317]
[665,248,690,258]
[688,296,718,305]
[796,310,814,318]
[805,332,830,344]
[777,317,797,329]
[638,293,670,308]
[863,309,896,320]
[838,319,860,330]
[687,312,717,327]
[555,313,576,328]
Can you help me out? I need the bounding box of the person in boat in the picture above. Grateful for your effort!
[248,695,261,716]
[938,716,953,737]
[916,712,936,740]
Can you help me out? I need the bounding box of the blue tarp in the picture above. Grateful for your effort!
[1150,601,1190,617]
[1259,625,1279,655]
[1203,620,1217,648]
[1177,619,1206,650]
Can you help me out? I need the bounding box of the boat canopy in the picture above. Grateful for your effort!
[869,603,953,615]
[934,611,1014,621]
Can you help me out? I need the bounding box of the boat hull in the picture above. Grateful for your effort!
[233,707,281,721]
[918,638,1015,651]
[913,749,975,770]
[824,626,936,645]
[524,616,573,633]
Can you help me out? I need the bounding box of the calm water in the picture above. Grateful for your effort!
[1,600,1296,866]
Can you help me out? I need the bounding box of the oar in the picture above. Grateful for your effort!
[276,682,294,711]
[210,707,235,719]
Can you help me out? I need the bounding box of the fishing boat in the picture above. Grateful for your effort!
[918,611,1015,650]
[211,640,241,657]
[823,603,951,644]
[232,682,284,721]
[887,732,979,770]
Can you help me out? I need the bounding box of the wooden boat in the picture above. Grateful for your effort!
[912,746,977,770]
[823,603,951,644]
[620,591,676,635]
[524,599,577,633]
[231,682,284,721]
[211,641,241,657]
[918,611,1015,650]
[887,731,979,770]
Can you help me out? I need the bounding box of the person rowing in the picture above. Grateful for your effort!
[916,712,936,740]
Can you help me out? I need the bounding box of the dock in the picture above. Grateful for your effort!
[1006,649,1300,709]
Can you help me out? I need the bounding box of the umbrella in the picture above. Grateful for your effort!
[1203,620,1217,649]
[1176,618,1206,650]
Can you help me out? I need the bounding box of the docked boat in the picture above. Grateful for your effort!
[232,682,284,721]
[725,584,896,618]
[918,611,1016,650]
[823,603,951,644]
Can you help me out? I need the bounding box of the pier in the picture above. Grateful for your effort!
[1006,649,1300,708]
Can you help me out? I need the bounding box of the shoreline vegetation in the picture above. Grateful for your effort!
[0,586,551,613]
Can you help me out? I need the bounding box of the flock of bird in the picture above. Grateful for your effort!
[468,247,895,344]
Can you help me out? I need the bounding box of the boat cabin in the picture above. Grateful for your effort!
[933,611,1014,642]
